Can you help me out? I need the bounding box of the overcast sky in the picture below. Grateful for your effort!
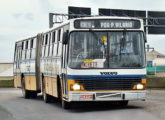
[1,0,165,62]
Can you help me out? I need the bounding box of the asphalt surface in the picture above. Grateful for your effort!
[0,88,165,120]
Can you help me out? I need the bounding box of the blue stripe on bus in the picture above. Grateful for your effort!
[66,75,146,79]
[23,72,36,75]
[14,72,146,79]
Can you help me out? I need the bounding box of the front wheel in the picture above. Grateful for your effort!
[62,100,71,109]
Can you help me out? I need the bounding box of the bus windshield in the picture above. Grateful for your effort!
[68,31,145,69]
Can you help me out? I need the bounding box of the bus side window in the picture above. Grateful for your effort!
[62,25,69,68]
[53,30,57,56]
[30,39,33,59]
[14,45,17,62]
[47,33,51,57]
[57,29,61,55]
[57,29,61,56]
[14,46,18,68]
[22,41,25,60]
[16,48,18,68]
[24,41,26,60]
[31,39,33,48]
[33,38,36,48]
[25,40,29,59]
[20,43,22,61]
[31,38,36,59]
[22,42,24,51]
[52,31,56,43]
[18,46,22,68]
[41,35,45,57]
[28,40,31,59]
[49,32,53,56]
[45,34,49,57]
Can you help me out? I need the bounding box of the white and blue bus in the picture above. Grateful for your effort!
[14,16,146,109]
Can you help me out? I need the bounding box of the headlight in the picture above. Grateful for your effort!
[72,84,81,90]
[136,84,144,90]
[68,80,85,91]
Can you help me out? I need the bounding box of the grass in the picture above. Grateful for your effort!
[0,77,13,81]
[0,80,14,88]
[0,77,164,88]
[147,77,165,88]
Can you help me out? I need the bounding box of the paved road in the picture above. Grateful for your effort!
[0,88,165,120]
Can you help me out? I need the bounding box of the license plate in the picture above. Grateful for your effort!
[81,62,97,68]
[80,94,93,99]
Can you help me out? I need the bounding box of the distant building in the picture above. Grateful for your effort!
[146,49,165,77]
[146,50,165,61]
[0,62,13,80]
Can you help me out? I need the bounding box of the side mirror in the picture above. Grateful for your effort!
[63,31,69,44]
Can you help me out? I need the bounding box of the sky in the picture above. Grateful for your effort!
[1,0,165,62]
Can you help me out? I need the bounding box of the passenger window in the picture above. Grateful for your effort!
[49,33,52,44]
[26,41,28,49]
[42,36,45,45]
[45,34,49,57]
[30,39,36,59]
[45,34,48,45]
[22,42,24,50]
[52,31,56,43]
[57,29,63,56]
[14,47,17,62]
[57,29,61,55]
[23,41,26,50]
[30,39,33,48]
[58,29,61,42]
[28,40,31,49]
[33,38,36,48]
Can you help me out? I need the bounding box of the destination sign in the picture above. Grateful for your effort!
[74,19,141,29]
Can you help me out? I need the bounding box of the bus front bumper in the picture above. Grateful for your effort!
[67,91,146,102]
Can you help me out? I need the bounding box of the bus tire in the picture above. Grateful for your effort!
[57,75,61,100]
[21,76,30,99]
[119,101,128,106]
[62,100,70,109]
[42,77,51,103]
[30,91,37,98]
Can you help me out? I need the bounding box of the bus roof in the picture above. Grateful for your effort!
[70,16,142,21]
[15,16,143,43]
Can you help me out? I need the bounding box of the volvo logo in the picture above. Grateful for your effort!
[100,72,118,75]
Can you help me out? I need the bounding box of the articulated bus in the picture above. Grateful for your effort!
[14,16,146,109]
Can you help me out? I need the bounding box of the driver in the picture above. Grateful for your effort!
[115,37,133,55]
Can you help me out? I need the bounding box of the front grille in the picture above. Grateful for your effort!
[75,77,141,90]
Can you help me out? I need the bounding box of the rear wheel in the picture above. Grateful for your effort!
[119,101,128,106]
[42,77,51,103]
[30,91,37,98]
[21,76,30,99]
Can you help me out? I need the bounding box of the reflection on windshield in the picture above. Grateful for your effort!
[68,32,145,69]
